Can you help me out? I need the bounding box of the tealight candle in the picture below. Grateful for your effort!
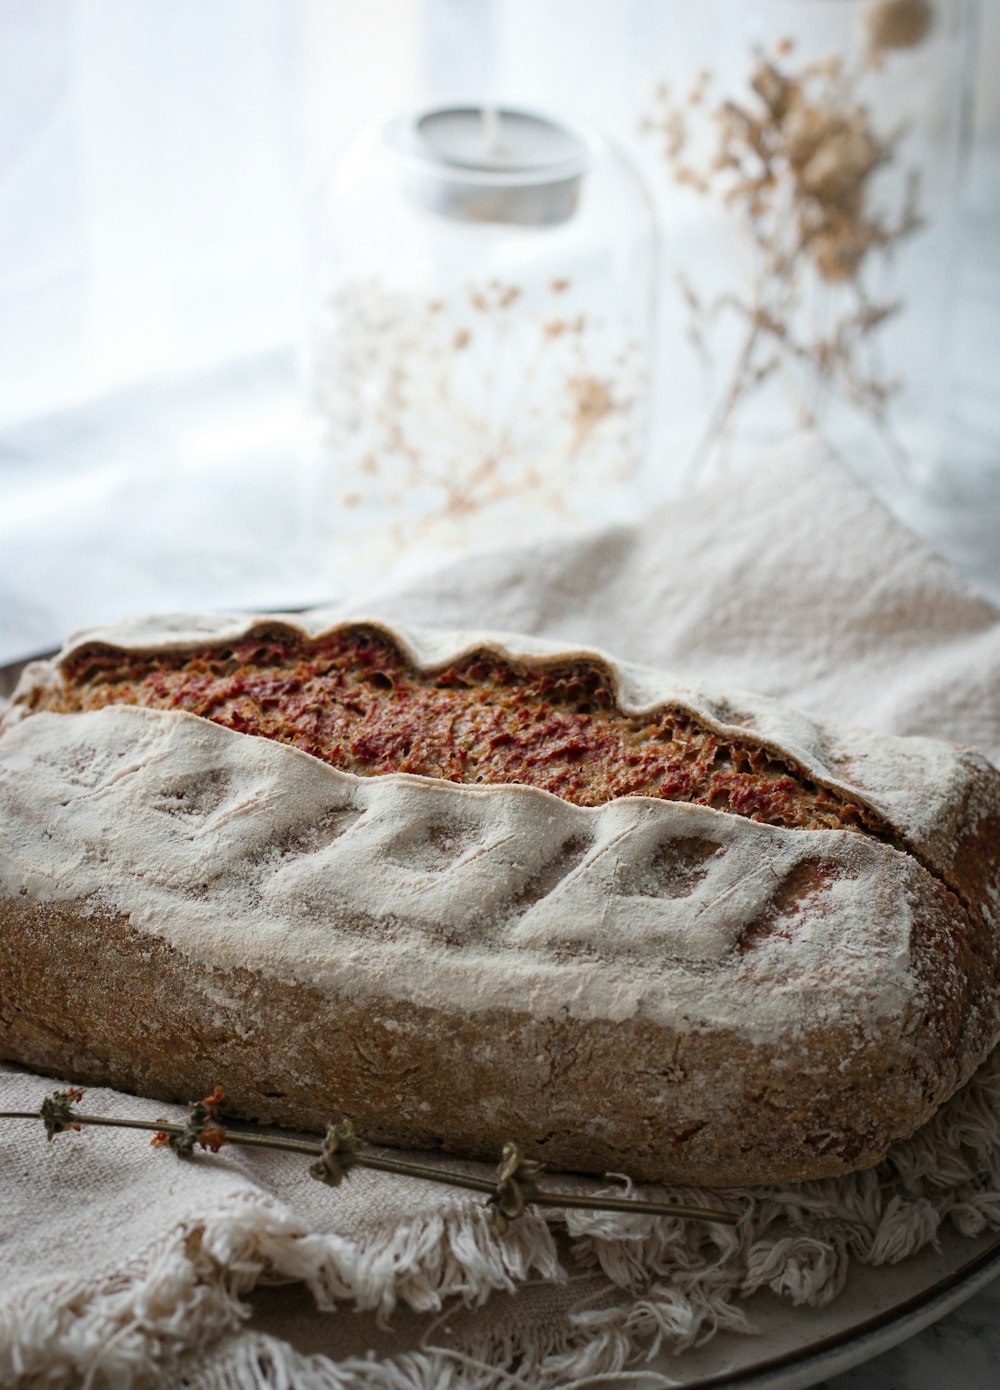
[386,105,590,226]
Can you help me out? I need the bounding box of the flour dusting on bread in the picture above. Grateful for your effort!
[1,613,998,1186]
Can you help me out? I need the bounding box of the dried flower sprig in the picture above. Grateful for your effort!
[312,275,644,542]
[2,1087,739,1230]
[151,1083,228,1156]
[40,1085,85,1139]
[310,1119,364,1187]
[489,1141,544,1234]
[642,18,927,475]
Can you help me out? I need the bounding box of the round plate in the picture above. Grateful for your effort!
[241,1221,1000,1388]
[0,650,57,701]
[641,1224,1000,1388]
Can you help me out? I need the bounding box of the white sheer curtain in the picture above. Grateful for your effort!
[0,0,423,430]
[0,0,426,661]
[2,0,996,433]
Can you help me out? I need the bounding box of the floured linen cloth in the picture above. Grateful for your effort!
[3,432,1000,1389]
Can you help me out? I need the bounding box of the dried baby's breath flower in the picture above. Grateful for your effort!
[313,273,644,541]
[568,376,616,452]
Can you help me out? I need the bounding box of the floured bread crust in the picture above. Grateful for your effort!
[1,613,999,1186]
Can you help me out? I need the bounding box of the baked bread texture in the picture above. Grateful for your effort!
[2,612,999,1187]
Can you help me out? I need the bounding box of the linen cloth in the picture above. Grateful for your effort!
[2,432,1000,1389]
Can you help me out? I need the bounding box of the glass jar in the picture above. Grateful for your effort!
[304,104,659,576]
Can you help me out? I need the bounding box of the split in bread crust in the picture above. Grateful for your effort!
[42,624,882,833]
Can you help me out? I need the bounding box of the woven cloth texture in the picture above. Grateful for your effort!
[3,433,1000,1389]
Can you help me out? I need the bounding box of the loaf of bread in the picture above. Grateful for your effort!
[2,612,999,1187]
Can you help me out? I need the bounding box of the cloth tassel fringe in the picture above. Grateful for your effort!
[4,1046,1000,1388]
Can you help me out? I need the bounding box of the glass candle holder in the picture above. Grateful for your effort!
[304,104,659,568]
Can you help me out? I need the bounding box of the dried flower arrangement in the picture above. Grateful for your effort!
[311,276,645,541]
[4,1085,739,1233]
[641,0,932,474]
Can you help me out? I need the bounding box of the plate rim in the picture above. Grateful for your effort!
[664,1228,1000,1389]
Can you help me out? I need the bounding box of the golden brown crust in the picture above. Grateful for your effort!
[1,863,994,1187]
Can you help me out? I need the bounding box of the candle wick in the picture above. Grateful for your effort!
[482,106,503,156]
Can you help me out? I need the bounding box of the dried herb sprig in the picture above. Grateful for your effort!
[2,1087,740,1230]
[489,1141,544,1234]
[150,1082,228,1156]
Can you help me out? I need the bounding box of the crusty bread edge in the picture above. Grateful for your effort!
[1,871,993,1189]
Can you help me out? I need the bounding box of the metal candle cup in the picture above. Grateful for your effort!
[386,105,590,226]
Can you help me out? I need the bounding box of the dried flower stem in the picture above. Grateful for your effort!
[312,276,643,541]
[0,1097,739,1228]
[643,30,925,475]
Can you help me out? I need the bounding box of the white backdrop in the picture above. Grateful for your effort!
[0,0,425,429]
[2,0,997,433]
[0,1,998,666]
